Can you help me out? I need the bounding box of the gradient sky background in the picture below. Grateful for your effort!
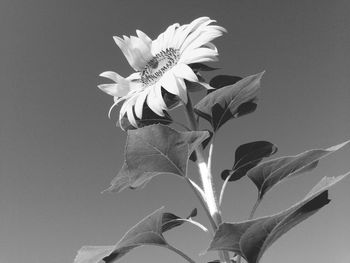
[1,1,350,263]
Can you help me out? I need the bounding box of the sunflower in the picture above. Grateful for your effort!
[98,17,226,129]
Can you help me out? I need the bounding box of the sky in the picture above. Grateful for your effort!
[1,1,350,263]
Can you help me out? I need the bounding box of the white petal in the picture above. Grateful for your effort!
[154,82,167,109]
[153,32,165,54]
[119,96,137,126]
[181,25,226,54]
[179,19,214,53]
[108,102,118,119]
[126,103,137,127]
[173,24,187,49]
[98,83,129,97]
[176,17,211,50]
[160,71,179,96]
[146,85,165,116]
[151,37,162,55]
[136,30,152,47]
[119,97,130,119]
[130,36,152,61]
[127,37,152,70]
[180,47,219,64]
[163,23,179,48]
[134,91,148,119]
[99,71,122,82]
[113,36,132,64]
[126,72,141,81]
[175,77,188,104]
[172,64,198,82]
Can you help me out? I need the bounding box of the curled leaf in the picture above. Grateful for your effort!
[104,125,209,192]
[209,172,350,263]
[221,141,278,181]
[247,140,350,200]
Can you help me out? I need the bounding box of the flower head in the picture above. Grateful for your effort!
[98,17,226,129]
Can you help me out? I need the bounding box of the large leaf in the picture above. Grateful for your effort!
[208,172,350,263]
[194,72,263,131]
[247,140,350,200]
[74,207,196,263]
[221,141,278,182]
[105,125,209,192]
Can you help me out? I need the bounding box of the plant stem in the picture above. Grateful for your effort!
[184,97,219,220]
[249,198,261,219]
[167,244,197,263]
[185,178,217,231]
[184,96,231,263]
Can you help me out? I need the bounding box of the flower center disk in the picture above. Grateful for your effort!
[141,48,180,86]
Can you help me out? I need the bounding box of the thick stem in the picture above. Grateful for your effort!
[185,178,217,231]
[184,97,220,220]
[184,96,231,263]
[166,244,197,263]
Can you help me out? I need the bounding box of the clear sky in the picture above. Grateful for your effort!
[1,1,350,263]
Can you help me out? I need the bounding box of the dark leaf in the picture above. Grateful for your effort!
[186,80,212,92]
[104,125,209,192]
[75,208,194,263]
[209,172,349,263]
[221,141,278,181]
[208,75,243,93]
[162,208,197,233]
[161,88,181,109]
[189,63,220,72]
[247,140,350,200]
[194,72,263,131]
[190,131,214,162]
[188,208,198,218]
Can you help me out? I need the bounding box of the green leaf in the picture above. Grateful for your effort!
[221,141,278,182]
[247,140,350,200]
[74,207,196,263]
[194,72,263,131]
[105,125,209,192]
[208,172,350,263]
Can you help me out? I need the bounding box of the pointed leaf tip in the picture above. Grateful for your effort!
[247,140,350,200]
[74,207,196,263]
[210,172,349,263]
